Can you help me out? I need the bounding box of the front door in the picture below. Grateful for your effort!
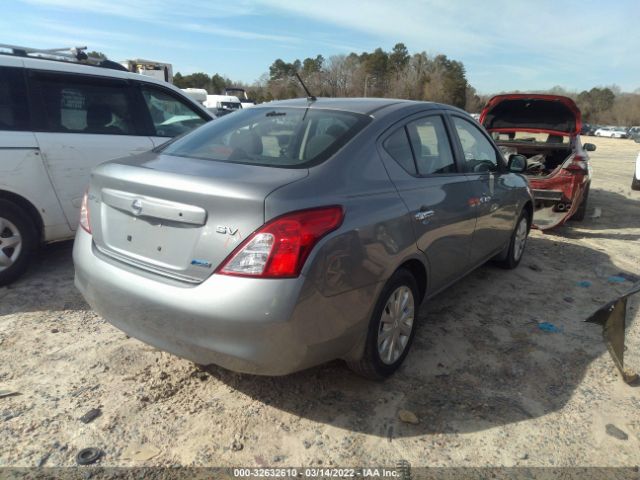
[448,115,518,265]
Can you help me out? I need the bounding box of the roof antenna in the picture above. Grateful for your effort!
[295,72,316,102]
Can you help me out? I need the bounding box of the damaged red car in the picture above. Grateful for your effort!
[480,94,596,230]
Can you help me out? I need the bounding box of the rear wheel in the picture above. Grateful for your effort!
[348,269,419,380]
[571,183,590,221]
[0,200,37,286]
[632,176,640,191]
[494,211,529,270]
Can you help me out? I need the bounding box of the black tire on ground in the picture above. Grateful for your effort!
[632,176,640,191]
[494,210,530,270]
[0,199,38,286]
[570,183,590,221]
[348,268,419,380]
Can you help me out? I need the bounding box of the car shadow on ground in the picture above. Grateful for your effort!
[0,240,87,315]
[204,232,638,438]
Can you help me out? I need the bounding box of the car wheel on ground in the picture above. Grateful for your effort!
[0,200,37,286]
[632,176,640,191]
[570,183,590,221]
[348,268,419,380]
[494,211,529,270]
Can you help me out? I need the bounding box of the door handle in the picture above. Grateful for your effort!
[414,208,435,222]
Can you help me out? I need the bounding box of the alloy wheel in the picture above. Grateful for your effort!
[513,217,528,261]
[0,217,22,272]
[377,285,415,365]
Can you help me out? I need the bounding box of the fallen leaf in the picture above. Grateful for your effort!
[398,409,419,424]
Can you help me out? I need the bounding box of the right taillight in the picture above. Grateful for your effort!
[79,189,92,234]
[217,206,344,278]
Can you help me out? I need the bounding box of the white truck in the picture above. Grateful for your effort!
[180,88,208,105]
[119,59,173,83]
[224,87,256,109]
[204,94,242,116]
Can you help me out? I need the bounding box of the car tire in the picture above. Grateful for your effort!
[494,211,529,270]
[632,176,640,191]
[348,268,419,380]
[0,200,38,286]
[571,183,590,221]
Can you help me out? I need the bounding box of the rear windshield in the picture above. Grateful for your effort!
[160,106,370,168]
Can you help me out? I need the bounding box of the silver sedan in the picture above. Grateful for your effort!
[74,98,533,378]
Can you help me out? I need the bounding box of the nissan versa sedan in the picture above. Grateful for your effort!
[74,98,534,379]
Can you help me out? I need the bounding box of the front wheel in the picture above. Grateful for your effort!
[0,200,38,286]
[348,269,419,380]
[494,212,529,270]
[632,176,640,191]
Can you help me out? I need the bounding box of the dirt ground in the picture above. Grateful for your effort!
[1,136,639,469]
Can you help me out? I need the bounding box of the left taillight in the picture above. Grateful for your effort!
[217,206,344,278]
[79,189,92,234]
[565,155,588,173]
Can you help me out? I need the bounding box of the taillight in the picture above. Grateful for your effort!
[566,155,587,173]
[79,189,92,234]
[217,206,344,278]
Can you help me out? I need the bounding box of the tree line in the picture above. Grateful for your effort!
[171,44,640,126]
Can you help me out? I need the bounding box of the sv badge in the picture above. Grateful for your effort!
[216,225,238,235]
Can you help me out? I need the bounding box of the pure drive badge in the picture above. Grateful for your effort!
[191,259,212,268]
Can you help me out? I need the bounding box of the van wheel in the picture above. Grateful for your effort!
[494,211,529,270]
[348,269,419,380]
[632,176,640,191]
[571,183,590,221]
[0,200,37,286]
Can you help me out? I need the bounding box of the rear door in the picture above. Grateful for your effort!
[378,112,477,293]
[0,62,71,241]
[447,114,518,265]
[29,70,153,229]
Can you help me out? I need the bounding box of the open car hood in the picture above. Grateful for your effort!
[480,94,582,136]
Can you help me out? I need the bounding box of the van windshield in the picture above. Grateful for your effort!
[160,107,370,168]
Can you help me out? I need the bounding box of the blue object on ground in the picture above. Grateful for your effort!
[608,276,627,283]
[576,280,592,288]
[538,322,562,333]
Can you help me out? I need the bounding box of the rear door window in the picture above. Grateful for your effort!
[161,107,370,167]
[383,128,417,175]
[32,73,137,135]
[0,67,29,131]
[406,116,456,175]
[140,85,208,137]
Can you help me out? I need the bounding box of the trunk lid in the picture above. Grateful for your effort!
[480,94,582,137]
[89,152,308,283]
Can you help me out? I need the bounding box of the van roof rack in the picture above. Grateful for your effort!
[0,43,128,72]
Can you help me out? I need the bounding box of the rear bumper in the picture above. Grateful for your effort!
[73,228,374,375]
[531,189,562,202]
[528,170,589,230]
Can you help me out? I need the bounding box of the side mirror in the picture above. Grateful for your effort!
[508,154,527,173]
[584,143,597,152]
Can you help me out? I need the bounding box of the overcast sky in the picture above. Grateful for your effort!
[4,0,639,93]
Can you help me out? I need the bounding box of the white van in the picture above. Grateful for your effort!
[0,45,215,285]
